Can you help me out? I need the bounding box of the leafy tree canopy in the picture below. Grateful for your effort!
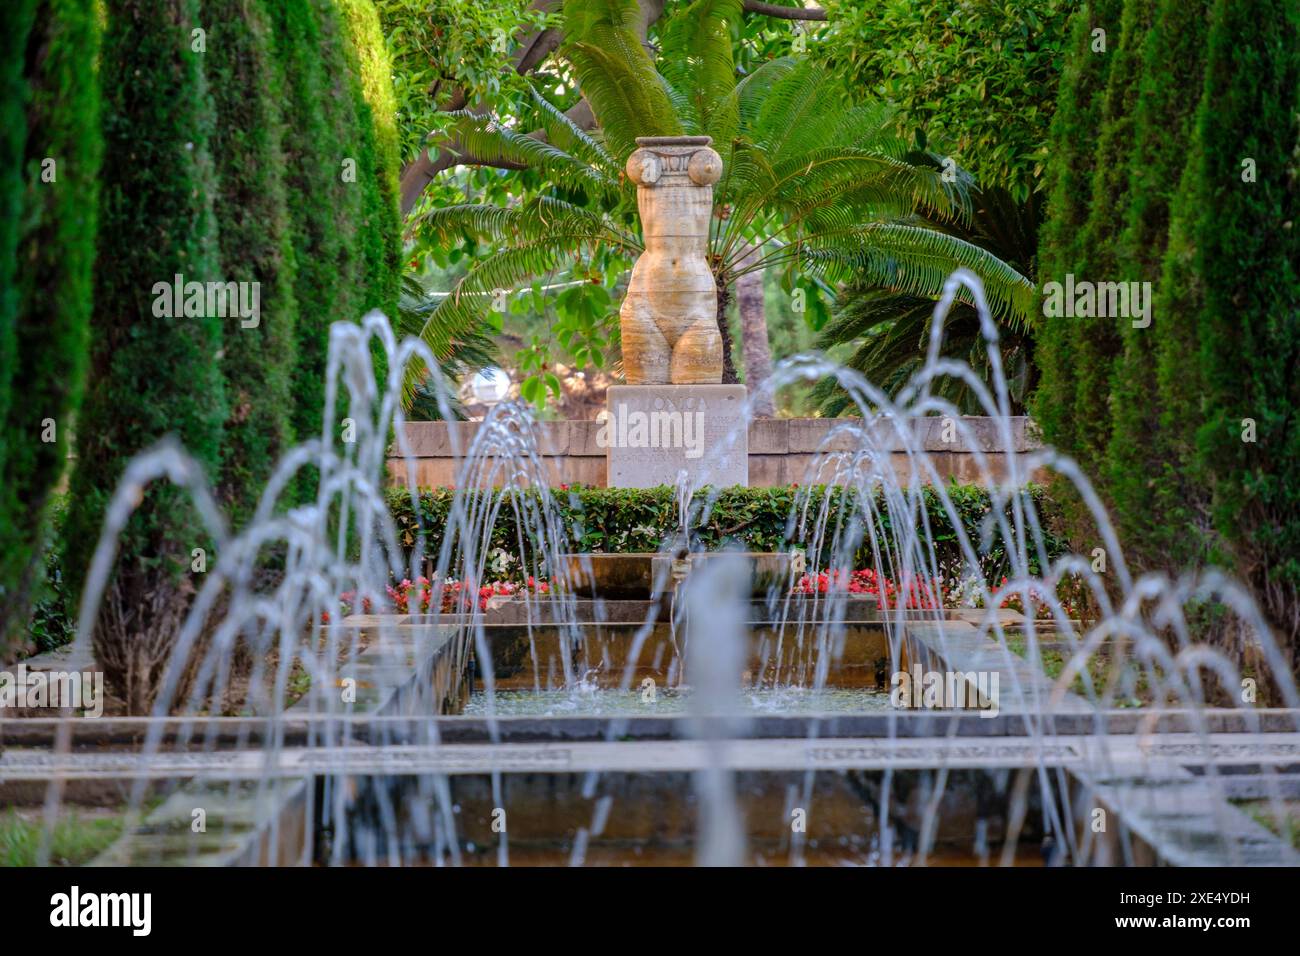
[812,0,1080,201]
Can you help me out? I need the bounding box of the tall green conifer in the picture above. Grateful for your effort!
[1105,0,1211,572]
[1,0,101,653]
[202,0,298,528]
[1033,0,1123,461]
[63,0,224,712]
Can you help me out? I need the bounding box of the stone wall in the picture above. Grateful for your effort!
[387,417,1039,488]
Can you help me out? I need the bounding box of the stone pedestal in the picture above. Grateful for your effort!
[603,384,748,488]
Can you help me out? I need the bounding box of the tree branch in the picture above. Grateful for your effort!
[399,98,597,219]
[399,0,666,215]
[400,0,562,214]
[515,26,563,75]
[743,1,827,20]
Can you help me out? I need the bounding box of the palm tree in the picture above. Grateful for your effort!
[405,0,1033,403]
[813,186,1040,416]
[397,276,497,420]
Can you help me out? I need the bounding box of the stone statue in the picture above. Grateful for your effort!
[620,136,724,384]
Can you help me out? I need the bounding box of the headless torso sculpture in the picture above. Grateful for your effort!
[620,136,724,384]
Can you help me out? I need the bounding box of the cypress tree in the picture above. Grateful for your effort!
[1146,147,1211,567]
[201,0,298,528]
[0,0,101,652]
[1103,0,1211,572]
[1190,0,1300,648]
[265,1,363,494]
[1069,0,1154,466]
[0,3,33,650]
[335,0,403,318]
[1032,0,1122,461]
[63,0,225,713]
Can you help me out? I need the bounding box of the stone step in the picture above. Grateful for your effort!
[12,732,1300,781]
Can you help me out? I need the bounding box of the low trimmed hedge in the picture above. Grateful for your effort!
[17,483,1067,660]
[387,483,1067,582]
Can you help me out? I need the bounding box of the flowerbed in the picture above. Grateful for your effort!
[328,576,550,621]
[792,569,1086,619]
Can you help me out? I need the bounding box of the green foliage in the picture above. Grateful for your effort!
[1104,0,1211,572]
[515,338,564,408]
[815,186,1040,416]
[202,0,297,529]
[1188,0,1300,639]
[25,495,75,654]
[1142,152,1212,573]
[399,276,497,420]
[1033,0,1300,654]
[408,23,1033,405]
[1068,0,1154,465]
[0,2,30,502]
[386,483,1066,583]
[1031,0,1121,464]
[267,0,404,496]
[267,1,356,470]
[814,0,1080,202]
[336,0,404,317]
[310,0,368,308]
[561,0,684,160]
[62,0,224,672]
[1,806,126,867]
[333,0,405,405]
[0,0,101,653]
[658,0,742,169]
[375,0,553,164]
[0,1,32,654]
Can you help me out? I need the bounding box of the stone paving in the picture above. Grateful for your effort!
[7,732,1300,781]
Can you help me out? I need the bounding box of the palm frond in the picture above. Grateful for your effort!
[420,197,638,250]
[562,0,644,39]
[790,221,1035,325]
[815,287,1030,415]
[732,56,799,129]
[526,85,618,176]
[561,0,683,161]
[745,60,857,167]
[659,0,742,170]
[441,110,622,201]
[564,40,683,161]
[715,59,971,265]
[403,231,636,401]
[397,275,497,420]
[721,146,966,264]
[815,190,1043,415]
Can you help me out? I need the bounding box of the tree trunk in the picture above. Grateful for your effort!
[732,241,775,415]
[715,282,738,384]
[735,246,776,416]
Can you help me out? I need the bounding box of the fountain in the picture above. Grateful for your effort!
[3,174,1299,866]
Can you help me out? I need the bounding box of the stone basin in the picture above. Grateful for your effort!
[561,553,669,599]
[563,551,805,601]
[682,550,805,593]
